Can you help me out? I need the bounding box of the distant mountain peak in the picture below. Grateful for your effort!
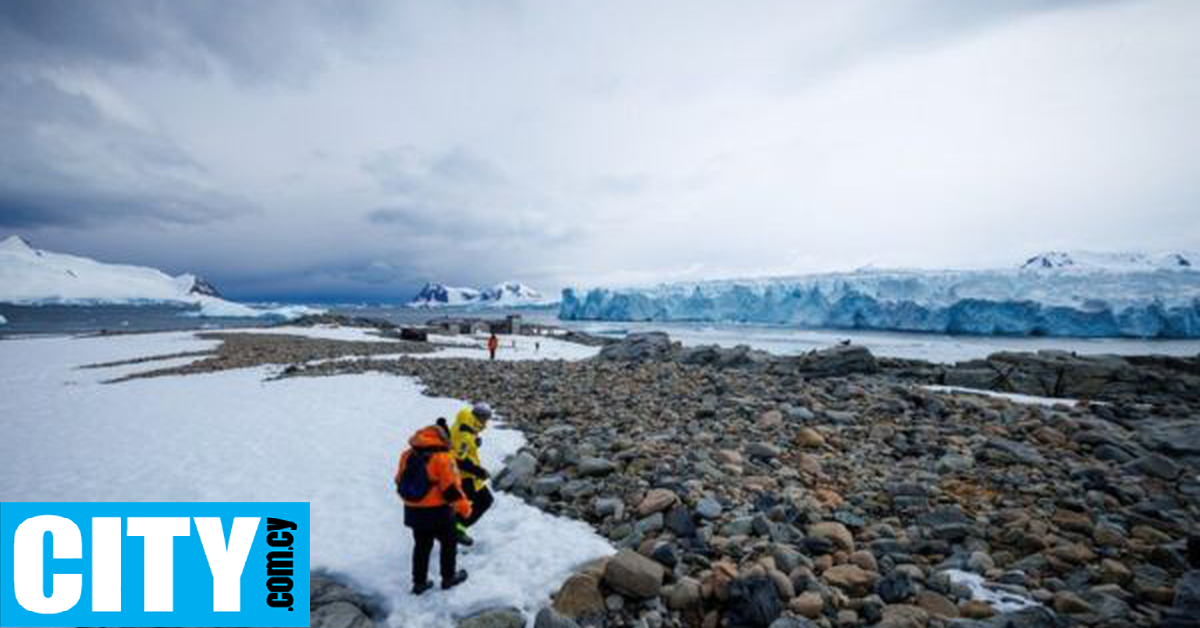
[0,235,35,253]
[1020,250,1194,272]
[407,280,551,308]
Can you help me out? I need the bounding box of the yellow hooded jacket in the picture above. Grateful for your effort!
[451,407,488,491]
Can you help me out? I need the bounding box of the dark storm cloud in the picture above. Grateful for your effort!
[0,73,252,228]
[362,147,582,249]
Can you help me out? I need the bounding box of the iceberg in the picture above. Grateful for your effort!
[559,252,1200,338]
[0,236,321,320]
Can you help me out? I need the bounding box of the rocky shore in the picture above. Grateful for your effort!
[277,332,1200,628]
[94,325,1200,627]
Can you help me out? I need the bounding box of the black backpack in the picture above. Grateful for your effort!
[397,450,433,501]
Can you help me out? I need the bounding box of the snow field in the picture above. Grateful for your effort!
[0,332,612,626]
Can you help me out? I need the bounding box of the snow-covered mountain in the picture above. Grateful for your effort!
[0,236,318,319]
[559,251,1200,338]
[407,281,554,308]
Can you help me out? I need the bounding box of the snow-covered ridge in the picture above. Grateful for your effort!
[0,236,320,319]
[559,251,1200,338]
[407,280,554,308]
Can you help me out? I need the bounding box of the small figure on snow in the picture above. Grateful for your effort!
[487,332,499,360]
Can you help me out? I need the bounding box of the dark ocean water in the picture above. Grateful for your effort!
[0,303,561,337]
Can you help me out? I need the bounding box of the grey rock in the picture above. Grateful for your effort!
[1175,570,1200,614]
[746,442,781,459]
[534,607,580,628]
[578,457,617,477]
[598,332,677,362]
[496,452,538,490]
[1128,453,1182,480]
[603,549,665,598]
[457,607,526,628]
[789,345,880,378]
[696,497,723,520]
[311,601,374,628]
[725,576,783,628]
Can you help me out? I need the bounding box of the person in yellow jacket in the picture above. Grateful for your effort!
[450,402,495,545]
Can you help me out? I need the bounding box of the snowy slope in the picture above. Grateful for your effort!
[0,332,612,626]
[560,252,1200,338]
[408,281,554,308]
[0,236,319,319]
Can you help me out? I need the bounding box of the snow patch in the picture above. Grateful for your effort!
[943,569,1039,613]
[0,332,613,626]
[923,385,1096,407]
[0,236,321,320]
[418,332,600,361]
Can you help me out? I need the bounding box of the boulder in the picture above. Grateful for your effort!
[311,602,374,628]
[598,332,677,362]
[662,577,703,612]
[790,345,879,377]
[578,457,617,477]
[637,488,679,516]
[457,607,526,628]
[822,564,877,595]
[553,573,605,618]
[534,607,580,628]
[725,576,783,628]
[603,549,665,598]
[808,521,855,552]
[495,452,538,490]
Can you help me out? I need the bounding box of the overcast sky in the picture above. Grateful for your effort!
[1,0,1197,302]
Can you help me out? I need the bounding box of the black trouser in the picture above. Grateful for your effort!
[411,526,456,585]
[462,483,493,528]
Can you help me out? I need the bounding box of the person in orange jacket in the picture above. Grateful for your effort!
[395,418,472,594]
[486,332,499,360]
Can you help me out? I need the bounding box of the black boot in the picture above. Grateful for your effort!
[442,570,469,590]
[411,580,433,595]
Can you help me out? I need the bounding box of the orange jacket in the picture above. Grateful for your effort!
[395,425,472,519]
[487,335,499,351]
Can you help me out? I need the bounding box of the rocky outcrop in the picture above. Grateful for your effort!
[598,332,678,362]
[939,350,1200,403]
[598,333,881,378]
[284,338,1200,628]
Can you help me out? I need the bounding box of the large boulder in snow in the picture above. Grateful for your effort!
[597,332,677,362]
[310,571,380,628]
[603,549,664,598]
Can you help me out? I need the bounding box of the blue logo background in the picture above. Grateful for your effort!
[0,502,310,627]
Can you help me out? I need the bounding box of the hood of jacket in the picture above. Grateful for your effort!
[409,425,451,450]
[454,407,486,433]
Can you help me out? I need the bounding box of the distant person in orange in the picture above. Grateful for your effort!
[487,332,499,360]
[395,419,471,594]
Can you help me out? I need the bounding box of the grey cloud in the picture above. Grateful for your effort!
[0,73,253,228]
[362,146,583,248]
[0,0,385,84]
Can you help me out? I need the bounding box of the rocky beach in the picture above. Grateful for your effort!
[88,319,1200,628]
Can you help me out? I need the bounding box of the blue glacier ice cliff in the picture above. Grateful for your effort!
[558,252,1200,338]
